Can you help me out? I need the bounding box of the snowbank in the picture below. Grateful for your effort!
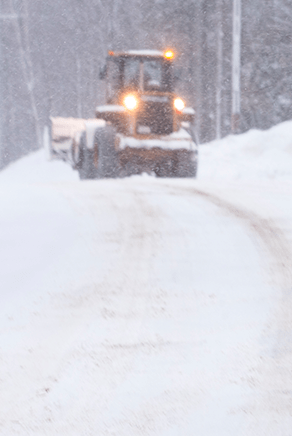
[1,120,292,184]
[199,120,292,181]
[0,149,79,184]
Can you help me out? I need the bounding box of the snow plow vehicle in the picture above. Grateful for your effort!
[51,49,198,179]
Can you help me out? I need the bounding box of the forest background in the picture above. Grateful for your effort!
[0,0,291,168]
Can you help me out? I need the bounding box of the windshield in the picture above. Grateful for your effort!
[107,59,121,102]
[143,60,163,90]
[124,59,140,89]
[122,58,172,92]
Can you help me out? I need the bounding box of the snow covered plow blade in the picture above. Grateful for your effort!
[50,117,87,161]
[50,117,106,170]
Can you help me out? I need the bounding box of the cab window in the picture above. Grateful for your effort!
[143,60,163,91]
[124,59,140,89]
[107,59,121,102]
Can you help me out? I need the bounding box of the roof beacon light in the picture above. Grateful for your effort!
[108,50,114,56]
[164,50,174,60]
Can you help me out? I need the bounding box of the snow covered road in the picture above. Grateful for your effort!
[1,122,292,435]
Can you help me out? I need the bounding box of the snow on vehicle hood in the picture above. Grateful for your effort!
[118,128,196,151]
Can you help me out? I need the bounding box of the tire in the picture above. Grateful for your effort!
[171,150,197,178]
[95,125,120,178]
[78,132,97,180]
[154,157,173,178]
[71,134,83,170]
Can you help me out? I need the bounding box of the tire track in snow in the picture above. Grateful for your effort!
[46,182,165,434]
[187,188,292,432]
[161,182,292,433]
[164,184,292,291]
[97,186,202,435]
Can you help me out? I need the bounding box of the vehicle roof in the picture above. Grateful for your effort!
[108,49,165,58]
[126,50,164,57]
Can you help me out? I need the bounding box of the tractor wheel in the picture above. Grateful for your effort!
[154,158,173,178]
[70,133,83,170]
[78,133,97,180]
[172,150,197,178]
[95,125,120,178]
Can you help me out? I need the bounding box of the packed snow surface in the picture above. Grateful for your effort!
[1,121,292,435]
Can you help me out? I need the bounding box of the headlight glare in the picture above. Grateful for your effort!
[174,97,185,112]
[124,95,138,111]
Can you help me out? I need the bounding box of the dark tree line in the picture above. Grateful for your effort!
[1,0,292,168]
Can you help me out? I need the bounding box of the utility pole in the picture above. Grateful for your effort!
[216,0,223,140]
[232,0,241,133]
[192,0,202,145]
[0,13,19,168]
[0,10,2,169]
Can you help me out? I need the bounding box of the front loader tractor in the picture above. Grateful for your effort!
[51,50,198,179]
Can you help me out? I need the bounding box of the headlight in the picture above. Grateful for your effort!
[123,95,138,111]
[174,97,185,112]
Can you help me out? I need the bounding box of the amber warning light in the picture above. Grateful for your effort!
[164,50,174,60]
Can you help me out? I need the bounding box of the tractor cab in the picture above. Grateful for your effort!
[97,50,191,137]
[105,50,174,103]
